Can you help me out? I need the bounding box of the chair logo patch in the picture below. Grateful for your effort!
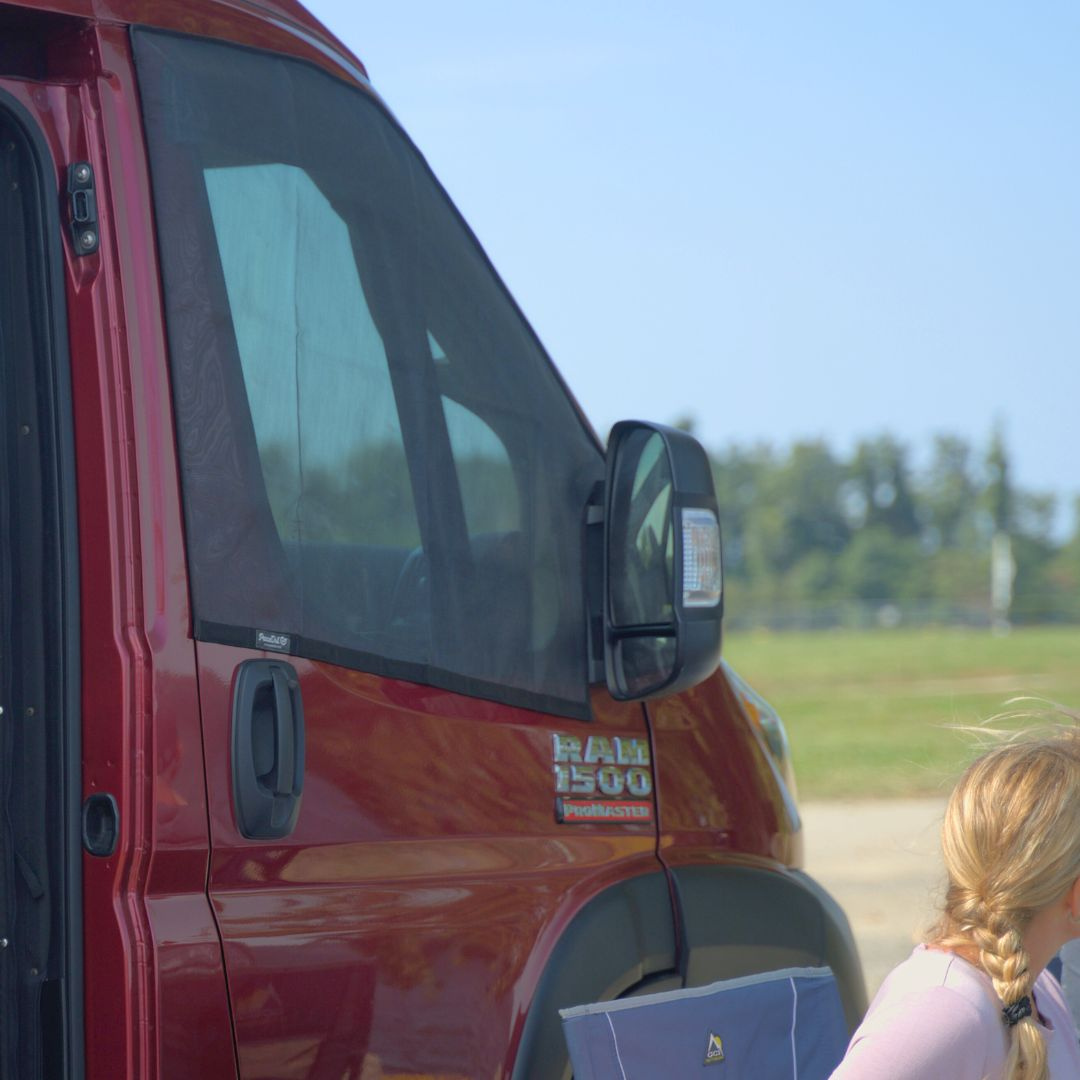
[704,1032,725,1064]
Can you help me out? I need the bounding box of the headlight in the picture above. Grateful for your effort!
[723,661,797,798]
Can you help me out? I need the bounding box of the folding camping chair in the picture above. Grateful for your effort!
[560,966,848,1079]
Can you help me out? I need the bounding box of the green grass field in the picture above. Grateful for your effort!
[722,626,1080,800]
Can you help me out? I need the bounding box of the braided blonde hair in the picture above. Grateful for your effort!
[929,725,1080,1080]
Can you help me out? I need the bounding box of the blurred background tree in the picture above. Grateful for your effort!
[706,423,1073,630]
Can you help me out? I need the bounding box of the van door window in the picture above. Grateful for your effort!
[205,164,420,552]
[134,29,603,715]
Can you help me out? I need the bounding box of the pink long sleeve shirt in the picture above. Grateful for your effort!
[831,946,1080,1079]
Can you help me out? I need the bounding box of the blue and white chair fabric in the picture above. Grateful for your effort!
[560,966,848,1080]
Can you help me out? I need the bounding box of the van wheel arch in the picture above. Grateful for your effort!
[511,863,868,1079]
[510,870,676,1080]
[671,864,868,1032]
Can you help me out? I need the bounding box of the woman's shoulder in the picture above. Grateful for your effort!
[872,947,1000,1024]
[830,949,1008,1079]
[884,945,999,1006]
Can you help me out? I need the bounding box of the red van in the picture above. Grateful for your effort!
[0,2,865,1076]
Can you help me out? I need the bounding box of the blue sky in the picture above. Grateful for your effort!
[303,1,1080,533]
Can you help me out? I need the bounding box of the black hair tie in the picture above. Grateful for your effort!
[1002,997,1032,1027]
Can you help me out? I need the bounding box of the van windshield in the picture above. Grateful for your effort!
[133,29,602,716]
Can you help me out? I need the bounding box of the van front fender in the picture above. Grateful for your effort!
[510,870,677,1080]
[671,863,868,1032]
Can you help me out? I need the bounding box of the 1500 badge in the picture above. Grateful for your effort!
[551,734,654,824]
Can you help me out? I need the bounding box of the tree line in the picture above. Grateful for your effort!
[696,425,1080,628]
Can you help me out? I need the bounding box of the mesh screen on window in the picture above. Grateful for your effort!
[205,165,420,553]
[134,29,602,715]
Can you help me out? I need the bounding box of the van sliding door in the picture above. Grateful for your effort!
[0,92,81,1080]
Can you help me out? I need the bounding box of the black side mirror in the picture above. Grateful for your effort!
[603,421,723,700]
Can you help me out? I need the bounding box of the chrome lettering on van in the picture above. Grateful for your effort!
[552,733,654,822]
[557,799,653,824]
[551,734,651,767]
[256,630,291,652]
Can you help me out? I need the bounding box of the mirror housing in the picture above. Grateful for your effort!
[602,421,723,701]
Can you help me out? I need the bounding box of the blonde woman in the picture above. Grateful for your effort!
[832,727,1080,1079]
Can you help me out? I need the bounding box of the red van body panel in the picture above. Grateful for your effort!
[0,19,239,1077]
[197,647,655,1077]
[0,2,862,1077]
[649,673,801,870]
[3,0,369,86]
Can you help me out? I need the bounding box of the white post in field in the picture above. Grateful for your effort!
[990,531,1015,634]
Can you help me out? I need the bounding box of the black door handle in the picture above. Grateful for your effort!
[270,666,296,797]
[82,793,120,857]
[232,660,305,839]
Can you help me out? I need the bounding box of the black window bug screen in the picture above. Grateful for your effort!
[132,29,602,718]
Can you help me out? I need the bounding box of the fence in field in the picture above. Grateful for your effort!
[725,598,1080,633]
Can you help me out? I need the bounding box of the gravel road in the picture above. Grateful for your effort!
[800,798,948,997]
